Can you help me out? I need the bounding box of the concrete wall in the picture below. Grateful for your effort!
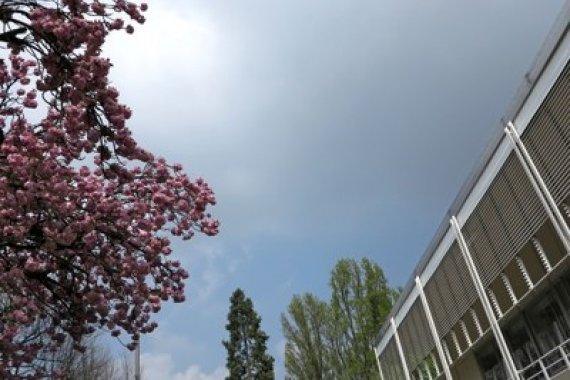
[553,370,570,380]
[452,352,483,380]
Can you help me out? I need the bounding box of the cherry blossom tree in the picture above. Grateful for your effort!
[0,1,219,377]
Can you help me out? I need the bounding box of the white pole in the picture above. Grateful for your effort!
[391,317,412,380]
[505,122,570,252]
[415,276,453,380]
[450,216,520,380]
[373,346,385,380]
[135,339,141,380]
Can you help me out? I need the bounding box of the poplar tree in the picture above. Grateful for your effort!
[328,258,394,379]
[223,289,274,380]
[281,294,331,380]
[281,258,397,380]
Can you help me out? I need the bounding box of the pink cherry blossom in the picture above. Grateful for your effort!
[0,1,218,377]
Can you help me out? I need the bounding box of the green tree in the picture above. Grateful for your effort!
[223,289,275,380]
[281,294,331,380]
[281,258,396,380]
[328,258,393,379]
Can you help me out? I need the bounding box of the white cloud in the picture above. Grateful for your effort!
[141,353,227,380]
[106,1,222,83]
[173,365,228,380]
[104,0,237,132]
[143,330,201,359]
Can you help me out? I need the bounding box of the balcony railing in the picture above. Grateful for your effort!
[518,338,570,380]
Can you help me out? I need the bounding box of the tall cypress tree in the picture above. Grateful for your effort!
[223,288,275,380]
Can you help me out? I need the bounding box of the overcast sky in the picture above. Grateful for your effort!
[104,1,566,378]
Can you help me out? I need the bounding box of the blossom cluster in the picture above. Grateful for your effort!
[0,1,218,378]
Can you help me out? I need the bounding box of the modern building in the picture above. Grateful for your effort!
[373,3,570,380]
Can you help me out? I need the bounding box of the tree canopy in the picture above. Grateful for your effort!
[281,294,330,379]
[0,1,218,377]
[281,258,398,380]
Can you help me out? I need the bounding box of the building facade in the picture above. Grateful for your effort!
[374,3,570,380]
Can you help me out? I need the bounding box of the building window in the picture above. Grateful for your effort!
[526,293,569,354]
[476,341,507,380]
[504,315,539,370]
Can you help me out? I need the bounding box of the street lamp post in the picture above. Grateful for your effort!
[135,338,141,380]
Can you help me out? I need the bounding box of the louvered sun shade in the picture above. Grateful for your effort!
[521,61,570,206]
[379,337,405,380]
[458,61,570,290]
[423,242,478,339]
[461,151,547,289]
[399,299,434,373]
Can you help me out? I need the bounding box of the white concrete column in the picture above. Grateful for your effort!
[460,320,472,347]
[450,216,520,380]
[501,273,517,305]
[505,121,570,252]
[516,256,533,290]
[415,276,453,380]
[391,317,412,380]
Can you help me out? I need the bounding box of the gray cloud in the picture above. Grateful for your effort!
[109,1,561,239]
[103,0,566,374]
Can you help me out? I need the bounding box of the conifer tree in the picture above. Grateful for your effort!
[223,288,275,380]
